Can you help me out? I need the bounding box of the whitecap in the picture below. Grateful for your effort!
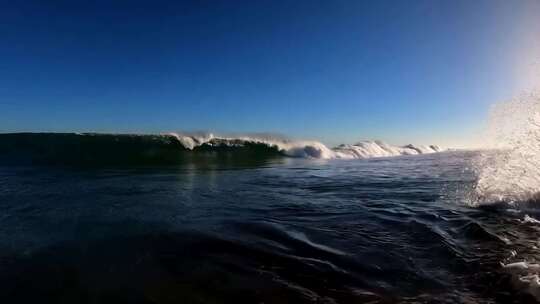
[167,132,444,160]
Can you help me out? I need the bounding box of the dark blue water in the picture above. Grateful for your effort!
[1,151,539,303]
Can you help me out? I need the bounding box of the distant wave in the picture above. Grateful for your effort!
[168,132,443,160]
[0,132,443,166]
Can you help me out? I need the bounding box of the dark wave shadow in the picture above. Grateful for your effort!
[0,228,391,304]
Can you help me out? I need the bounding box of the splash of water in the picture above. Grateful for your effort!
[473,91,540,205]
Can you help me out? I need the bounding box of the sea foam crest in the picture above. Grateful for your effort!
[168,133,442,160]
[333,141,442,159]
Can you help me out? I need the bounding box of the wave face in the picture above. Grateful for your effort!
[0,132,443,166]
[472,91,540,205]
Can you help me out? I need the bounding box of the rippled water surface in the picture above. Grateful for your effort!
[1,151,539,303]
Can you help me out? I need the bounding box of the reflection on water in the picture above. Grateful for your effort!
[1,151,540,303]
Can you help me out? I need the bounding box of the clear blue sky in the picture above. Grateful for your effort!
[1,0,539,147]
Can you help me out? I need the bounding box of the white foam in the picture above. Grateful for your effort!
[167,133,443,160]
[503,261,540,300]
[472,91,540,205]
[334,141,441,159]
[522,215,540,224]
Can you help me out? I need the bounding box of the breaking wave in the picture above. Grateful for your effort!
[0,132,443,166]
[168,132,443,160]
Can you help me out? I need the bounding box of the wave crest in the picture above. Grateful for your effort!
[168,133,442,160]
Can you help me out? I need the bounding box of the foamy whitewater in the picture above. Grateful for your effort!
[469,90,540,302]
[473,91,540,204]
[168,132,443,159]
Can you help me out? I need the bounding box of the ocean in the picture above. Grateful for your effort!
[0,133,539,303]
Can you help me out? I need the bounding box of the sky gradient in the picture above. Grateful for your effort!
[1,0,539,147]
